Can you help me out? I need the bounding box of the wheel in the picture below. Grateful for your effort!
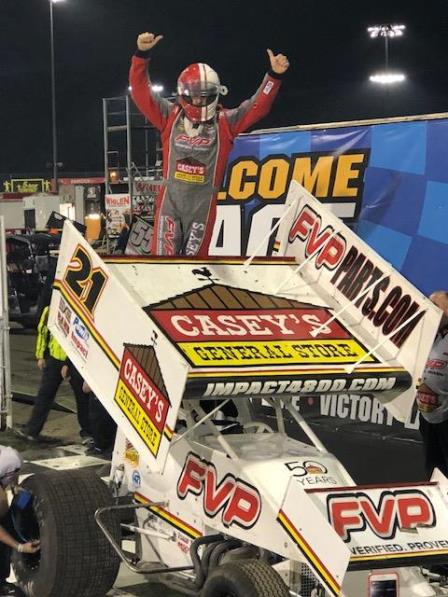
[11,469,121,597]
[201,559,289,597]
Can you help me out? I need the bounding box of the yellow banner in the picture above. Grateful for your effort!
[9,178,51,193]
[114,380,161,456]
[179,339,374,367]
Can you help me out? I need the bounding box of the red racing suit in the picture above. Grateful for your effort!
[129,54,282,256]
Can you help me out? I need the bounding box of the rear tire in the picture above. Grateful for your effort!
[12,469,121,597]
[200,559,289,597]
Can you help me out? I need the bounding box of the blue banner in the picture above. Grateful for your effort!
[214,117,448,296]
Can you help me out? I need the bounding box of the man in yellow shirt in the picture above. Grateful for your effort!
[16,306,91,443]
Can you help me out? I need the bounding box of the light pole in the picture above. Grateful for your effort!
[49,0,65,193]
[368,24,406,85]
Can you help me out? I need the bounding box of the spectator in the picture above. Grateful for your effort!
[114,216,131,254]
[0,446,39,596]
[98,213,107,241]
[417,290,448,477]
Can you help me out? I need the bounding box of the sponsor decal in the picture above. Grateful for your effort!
[114,345,171,457]
[135,492,202,540]
[350,539,448,559]
[162,216,176,255]
[288,207,346,269]
[132,470,141,488]
[426,359,447,370]
[174,158,206,184]
[73,316,90,342]
[327,489,436,543]
[202,375,401,398]
[416,388,439,413]
[263,80,274,95]
[176,532,193,554]
[70,316,89,360]
[70,331,88,359]
[180,339,369,368]
[185,222,205,256]
[286,460,327,476]
[157,309,348,341]
[149,285,374,369]
[124,440,139,466]
[56,296,72,337]
[175,133,213,148]
[285,460,338,487]
[289,205,424,349]
[298,394,420,430]
[177,452,261,530]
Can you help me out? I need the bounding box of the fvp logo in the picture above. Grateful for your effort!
[177,453,261,529]
[327,489,436,542]
[288,205,346,269]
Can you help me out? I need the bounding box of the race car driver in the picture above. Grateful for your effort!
[129,32,289,256]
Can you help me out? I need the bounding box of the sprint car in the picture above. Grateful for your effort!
[10,182,448,597]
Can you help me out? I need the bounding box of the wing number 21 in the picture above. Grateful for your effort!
[64,245,107,315]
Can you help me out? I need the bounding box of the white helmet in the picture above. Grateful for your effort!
[177,63,228,123]
[0,446,22,487]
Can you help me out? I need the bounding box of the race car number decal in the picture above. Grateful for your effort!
[64,244,108,316]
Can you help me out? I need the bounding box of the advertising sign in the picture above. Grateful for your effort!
[274,181,441,421]
[212,116,448,297]
[105,193,131,237]
[7,178,52,193]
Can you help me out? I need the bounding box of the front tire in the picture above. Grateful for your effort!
[201,559,289,597]
[12,469,121,597]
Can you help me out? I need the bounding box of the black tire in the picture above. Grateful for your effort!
[11,469,121,597]
[201,559,289,597]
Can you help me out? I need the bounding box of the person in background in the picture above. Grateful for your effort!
[130,31,289,256]
[417,290,448,477]
[82,381,117,459]
[0,446,39,596]
[16,258,92,444]
[15,304,92,445]
[114,214,131,254]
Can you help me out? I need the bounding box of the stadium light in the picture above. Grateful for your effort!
[367,24,405,38]
[367,24,406,85]
[369,73,406,84]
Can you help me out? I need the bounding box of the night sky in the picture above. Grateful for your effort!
[3,0,448,175]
